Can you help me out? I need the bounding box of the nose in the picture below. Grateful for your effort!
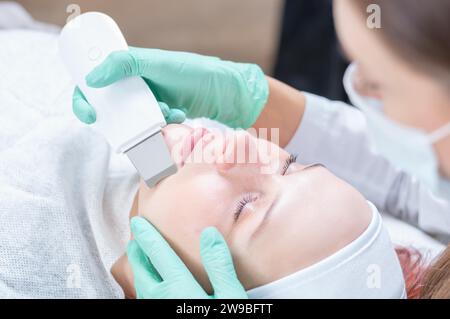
[161,124,194,167]
[161,124,193,148]
[215,130,276,173]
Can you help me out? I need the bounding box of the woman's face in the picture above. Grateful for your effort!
[333,0,450,130]
[333,0,450,176]
[136,124,371,292]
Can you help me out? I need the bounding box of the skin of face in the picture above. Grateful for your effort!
[112,124,372,297]
[333,0,450,177]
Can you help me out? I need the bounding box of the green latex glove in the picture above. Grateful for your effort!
[127,217,248,299]
[73,47,269,129]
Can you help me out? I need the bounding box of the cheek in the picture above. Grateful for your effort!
[136,169,238,292]
[139,170,235,237]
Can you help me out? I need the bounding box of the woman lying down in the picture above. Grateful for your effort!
[110,123,406,299]
[1,29,445,299]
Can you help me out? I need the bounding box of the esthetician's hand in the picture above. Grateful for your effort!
[72,87,186,125]
[72,47,269,129]
[127,217,248,299]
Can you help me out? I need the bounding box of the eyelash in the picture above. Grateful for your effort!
[233,154,297,221]
[234,194,258,221]
[281,154,297,175]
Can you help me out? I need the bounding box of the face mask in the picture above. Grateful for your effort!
[343,63,450,194]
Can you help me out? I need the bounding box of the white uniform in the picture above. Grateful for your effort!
[285,93,450,238]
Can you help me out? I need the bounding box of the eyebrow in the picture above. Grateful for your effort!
[301,163,326,171]
[252,163,326,236]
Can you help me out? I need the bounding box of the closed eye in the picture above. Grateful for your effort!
[281,154,297,175]
[234,193,258,221]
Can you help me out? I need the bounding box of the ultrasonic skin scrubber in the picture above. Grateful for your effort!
[59,12,177,187]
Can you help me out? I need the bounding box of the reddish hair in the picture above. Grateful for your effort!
[395,247,428,299]
[420,245,450,298]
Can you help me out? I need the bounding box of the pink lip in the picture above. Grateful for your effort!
[180,128,211,166]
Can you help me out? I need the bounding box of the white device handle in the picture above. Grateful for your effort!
[59,12,166,153]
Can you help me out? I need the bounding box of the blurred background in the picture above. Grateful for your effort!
[4,0,348,100]
[12,0,283,73]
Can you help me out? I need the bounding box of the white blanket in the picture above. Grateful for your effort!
[0,30,444,298]
[0,30,139,298]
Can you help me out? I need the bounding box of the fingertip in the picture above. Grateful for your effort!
[87,50,137,88]
[82,109,97,124]
[126,240,139,257]
[157,102,170,118]
[157,102,186,124]
[73,107,96,124]
[167,109,186,124]
[72,97,96,124]
[130,216,153,236]
[200,227,223,249]
[85,68,105,88]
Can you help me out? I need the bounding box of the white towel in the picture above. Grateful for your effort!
[0,30,139,298]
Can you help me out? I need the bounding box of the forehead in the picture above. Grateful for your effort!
[334,1,376,61]
[334,1,408,83]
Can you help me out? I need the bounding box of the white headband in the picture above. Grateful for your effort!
[247,202,406,299]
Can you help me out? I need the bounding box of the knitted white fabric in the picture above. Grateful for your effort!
[0,30,139,298]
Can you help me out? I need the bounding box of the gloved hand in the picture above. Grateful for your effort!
[73,47,269,129]
[127,216,248,299]
[72,86,186,125]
